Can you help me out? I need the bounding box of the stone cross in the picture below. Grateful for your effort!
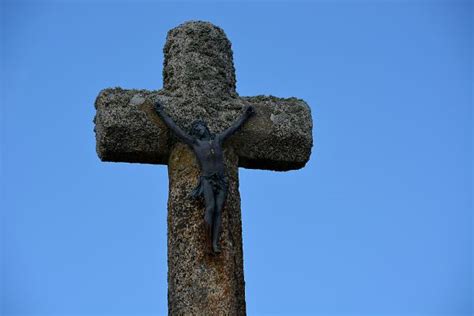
[94,21,312,315]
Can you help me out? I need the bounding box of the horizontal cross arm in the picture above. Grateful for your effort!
[233,96,313,171]
[94,88,171,165]
[94,89,313,171]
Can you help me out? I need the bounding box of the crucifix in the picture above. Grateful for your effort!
[94,21,313,315]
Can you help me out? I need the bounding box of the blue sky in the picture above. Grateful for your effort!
[1,1,472,315]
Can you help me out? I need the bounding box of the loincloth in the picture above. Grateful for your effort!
[191,172,228,198]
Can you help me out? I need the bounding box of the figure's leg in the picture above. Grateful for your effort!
[202,180,215,241]
[212,187,227,254]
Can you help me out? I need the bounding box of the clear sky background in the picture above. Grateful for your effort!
[1,1,472,315]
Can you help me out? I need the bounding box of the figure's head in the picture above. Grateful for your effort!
[190,120,212,140]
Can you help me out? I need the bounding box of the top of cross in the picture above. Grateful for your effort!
[163,21,237,99]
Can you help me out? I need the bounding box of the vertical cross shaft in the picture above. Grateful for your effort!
[162,23,247,313]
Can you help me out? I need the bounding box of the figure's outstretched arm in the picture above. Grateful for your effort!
[219,105,255,142]
[155,101,195,145]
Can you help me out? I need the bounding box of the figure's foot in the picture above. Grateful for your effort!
[212,243,221,255]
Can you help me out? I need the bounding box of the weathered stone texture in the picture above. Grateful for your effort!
[163,21,237,98]
[167,143,245,315]
[94,88,312,170]
[94,88,170,164]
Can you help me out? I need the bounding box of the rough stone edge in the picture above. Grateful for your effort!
[94,88,314,171]
[93,87,171,165]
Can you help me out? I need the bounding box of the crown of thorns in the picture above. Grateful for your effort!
[189,120,211,137]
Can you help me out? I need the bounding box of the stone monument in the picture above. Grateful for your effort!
[94,21,313,315]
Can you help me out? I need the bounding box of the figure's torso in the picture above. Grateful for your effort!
[192,138,225,176]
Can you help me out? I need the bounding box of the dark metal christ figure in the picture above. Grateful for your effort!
[155,102,255,254]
